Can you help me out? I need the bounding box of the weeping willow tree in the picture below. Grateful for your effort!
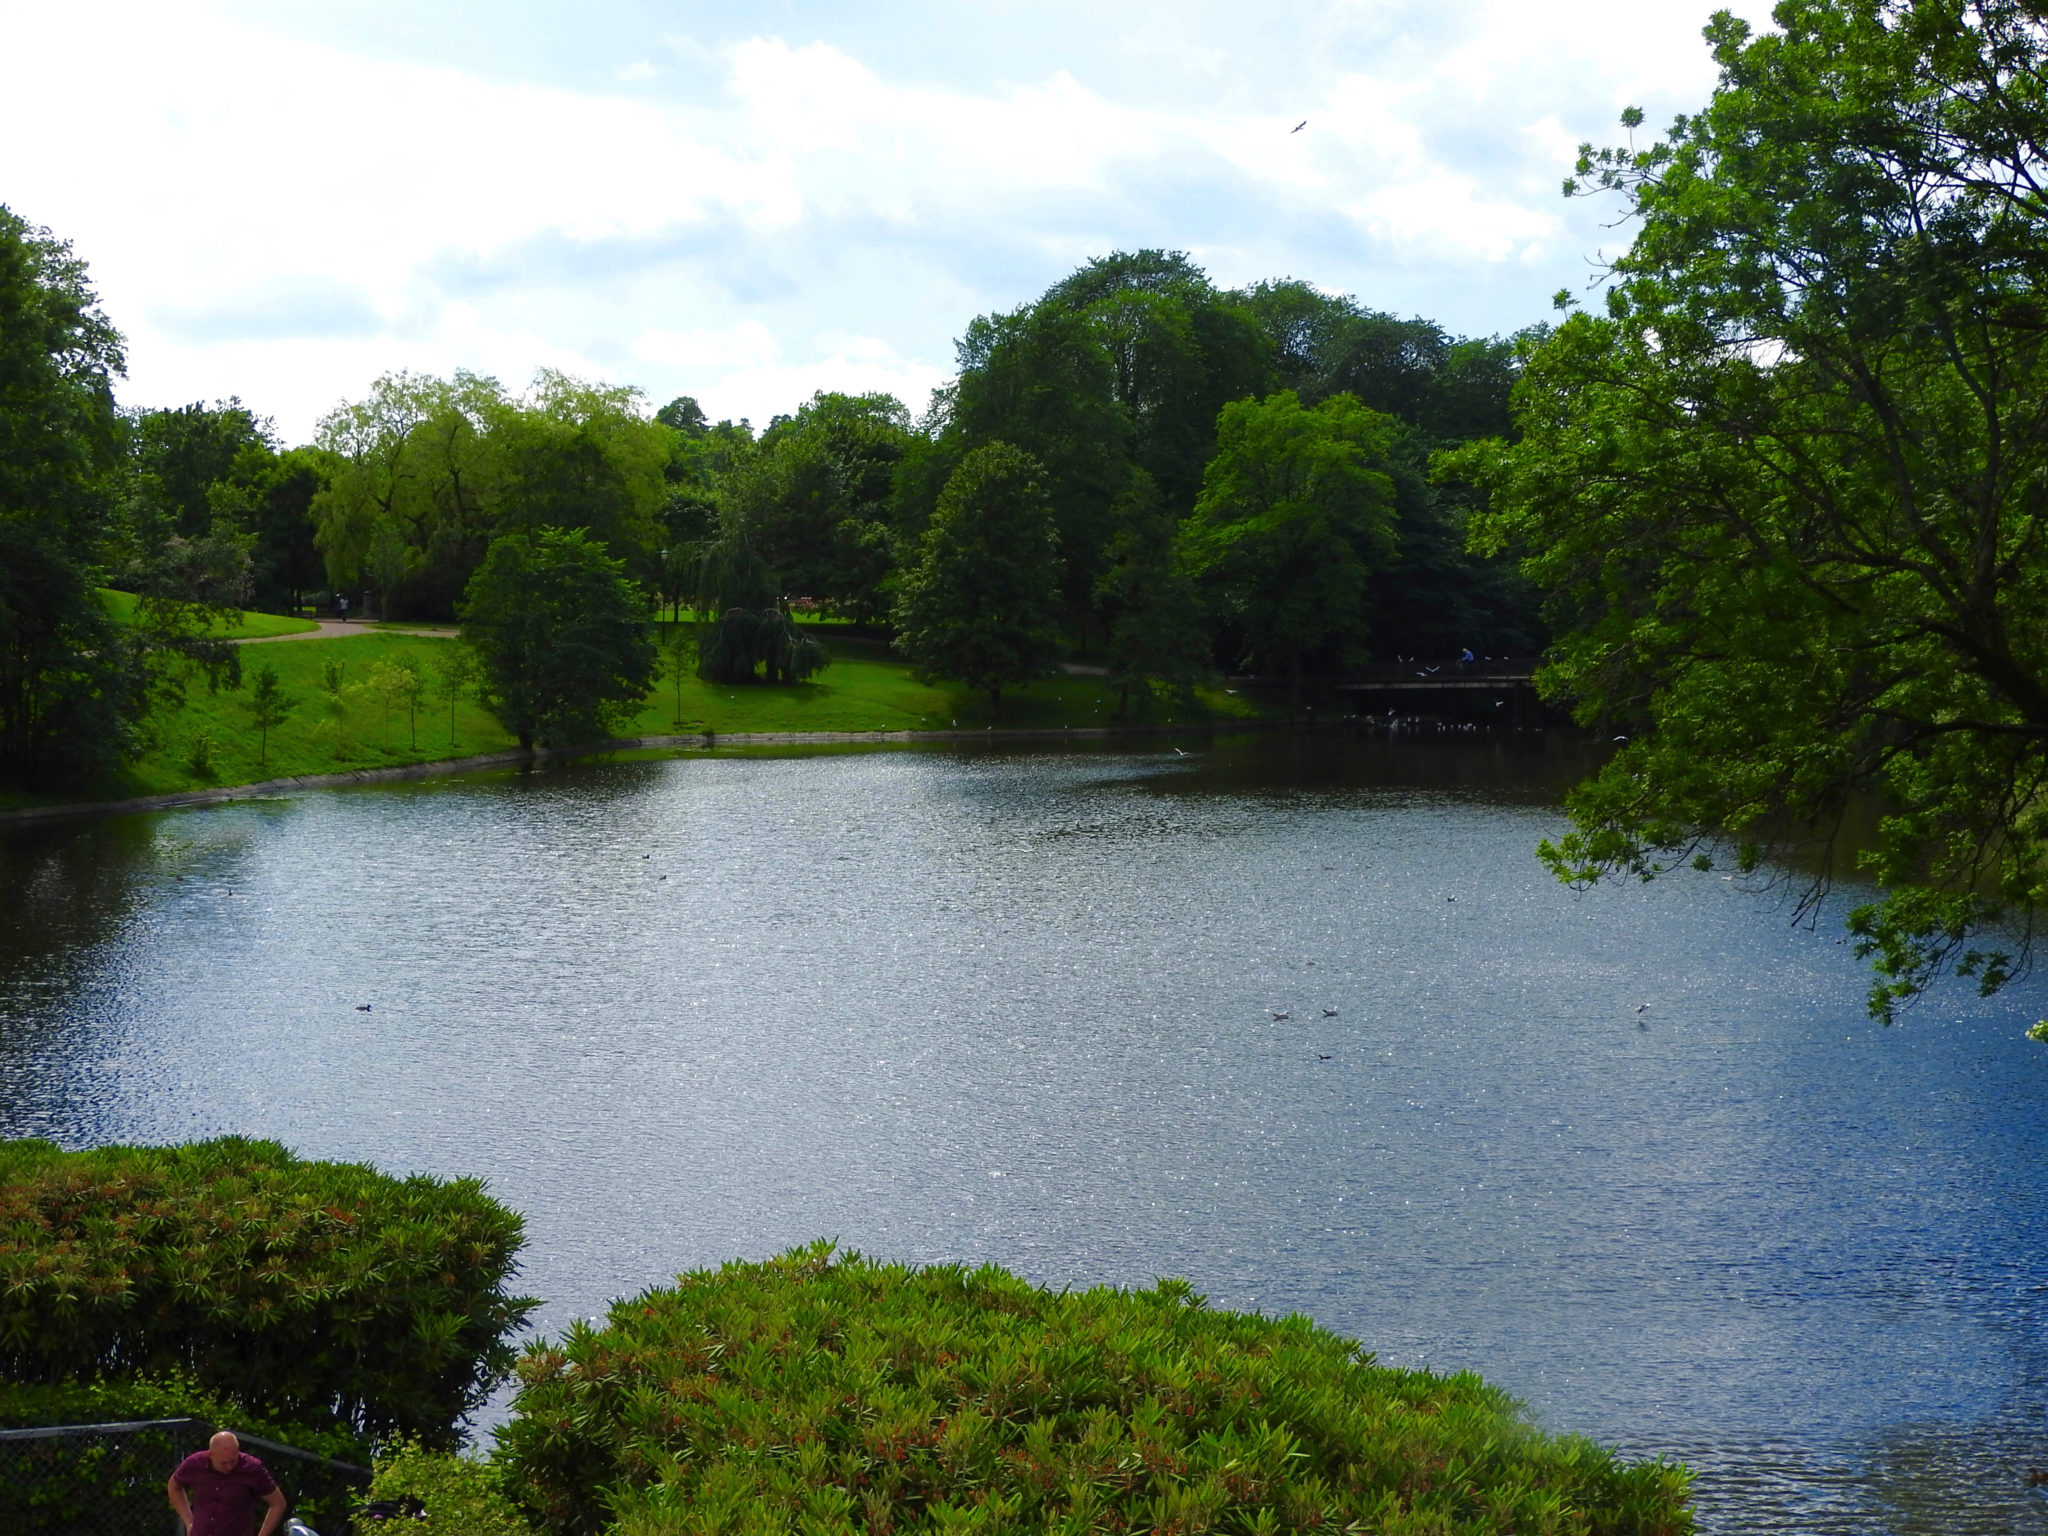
[693,523,829,685]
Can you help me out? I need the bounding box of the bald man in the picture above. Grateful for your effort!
[168,1431,287,1536]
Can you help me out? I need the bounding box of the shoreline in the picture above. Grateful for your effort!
[0,720,1291,825]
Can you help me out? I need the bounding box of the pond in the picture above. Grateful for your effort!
[2,731,2044,1533]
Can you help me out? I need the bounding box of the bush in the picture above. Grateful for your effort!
[0,1137,536,1445]
[498,1243,1694,1536]
[0,1374,369,1536]
[360,1441,536,1536]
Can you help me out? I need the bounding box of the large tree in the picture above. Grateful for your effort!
[894,443,1063,709]
[458,527,656,750]
[1184,391,1402,708]
[712,391,909,622]
[0,206,142,788]
[1454,0,2048,1016]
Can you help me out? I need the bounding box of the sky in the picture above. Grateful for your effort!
[0,0,1771,444]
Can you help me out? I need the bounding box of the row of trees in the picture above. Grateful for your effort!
[300,253,1541,707]
[2,205,1545,788]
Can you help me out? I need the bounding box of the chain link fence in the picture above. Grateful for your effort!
[0,1416,371,1536]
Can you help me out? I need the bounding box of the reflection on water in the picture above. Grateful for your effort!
[3,730,2045,1534]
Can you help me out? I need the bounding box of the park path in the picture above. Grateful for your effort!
[235,620,455,644]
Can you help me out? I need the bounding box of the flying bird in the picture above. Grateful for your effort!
[1292,120,1308,133]
[355,1004,371,1012]
[1271,1011,1291,1021]
[1322,1008,1339,1017]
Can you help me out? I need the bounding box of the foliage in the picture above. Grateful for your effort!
[97,587,314,639]
[498,1244,1693,1536]
[714,392,910,621]
[1455,0,2048,1016]
[893,443,1063,708]
[459,527,658,750]
[0,518,143,789]
[1096,469,1211,712]
[243,663,297,767]
[366,656,427,749]
[0,204,144,790]
[360,1441,536,1536]
[1184,391,1402,704]
[695,606,829,686]
[921,253,1265,638]
[0,1136,536,1446]
[312,370,673,621]
[433,645,482,748]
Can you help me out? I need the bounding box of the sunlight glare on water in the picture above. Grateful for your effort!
[2,733,2045,1534]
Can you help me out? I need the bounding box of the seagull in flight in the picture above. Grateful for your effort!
[1291,120,1308,133]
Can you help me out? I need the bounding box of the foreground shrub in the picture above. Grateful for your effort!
[499,1242,1694,1535]
[0,1137,536,1444]
[360,1440,536,1536]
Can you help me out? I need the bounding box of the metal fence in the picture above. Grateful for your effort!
[0,1416,371,1536]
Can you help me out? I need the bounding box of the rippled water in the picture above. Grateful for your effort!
[3,732,2045,1533]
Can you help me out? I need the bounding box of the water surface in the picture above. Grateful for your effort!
[3,732,2044,1533]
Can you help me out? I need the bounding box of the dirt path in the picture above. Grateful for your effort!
[235,621,455,644]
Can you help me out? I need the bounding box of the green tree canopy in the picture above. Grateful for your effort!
[0,205,141,788]
[711,391,909,621]
[313,371,672,620]
[1454,0,2048,1016]
[894,442,1063,708]
[1097,469,1211,711]
[458,526,657,750]
[1184,391,1401,706]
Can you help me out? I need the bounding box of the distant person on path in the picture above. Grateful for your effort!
[338,595,349,622]
[167,1431,286,1536]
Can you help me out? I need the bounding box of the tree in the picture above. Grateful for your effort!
[0,205,142,789]
[431,646,479,748]
[659,621,694,726]
[242,663,297,768]
[1096,470,1211,713]
[719,391,909,621]
[458,527,656,751]
[894,443,1062,709]
[1183,392,1401,708]
[1452,0,2048,1017]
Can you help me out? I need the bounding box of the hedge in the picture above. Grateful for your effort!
[0,1137,536,1444]
[360,1440,537,1536]
[498,1242,1694,1535]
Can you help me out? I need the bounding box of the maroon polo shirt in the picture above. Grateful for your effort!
[172,1450,278,1536]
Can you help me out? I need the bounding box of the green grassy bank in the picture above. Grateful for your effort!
[96,588,319,638]
[1,628,1263,811]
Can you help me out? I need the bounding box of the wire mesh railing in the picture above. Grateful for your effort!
[0,1416,371,1536]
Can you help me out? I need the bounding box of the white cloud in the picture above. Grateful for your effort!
[633,322,782,371]
[0,0,1770,440]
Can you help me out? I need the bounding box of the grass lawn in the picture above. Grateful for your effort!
[97,588,318,639]
[1,628,1265,808]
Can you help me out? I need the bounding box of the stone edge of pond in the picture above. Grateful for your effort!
[0,721,1290,825]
